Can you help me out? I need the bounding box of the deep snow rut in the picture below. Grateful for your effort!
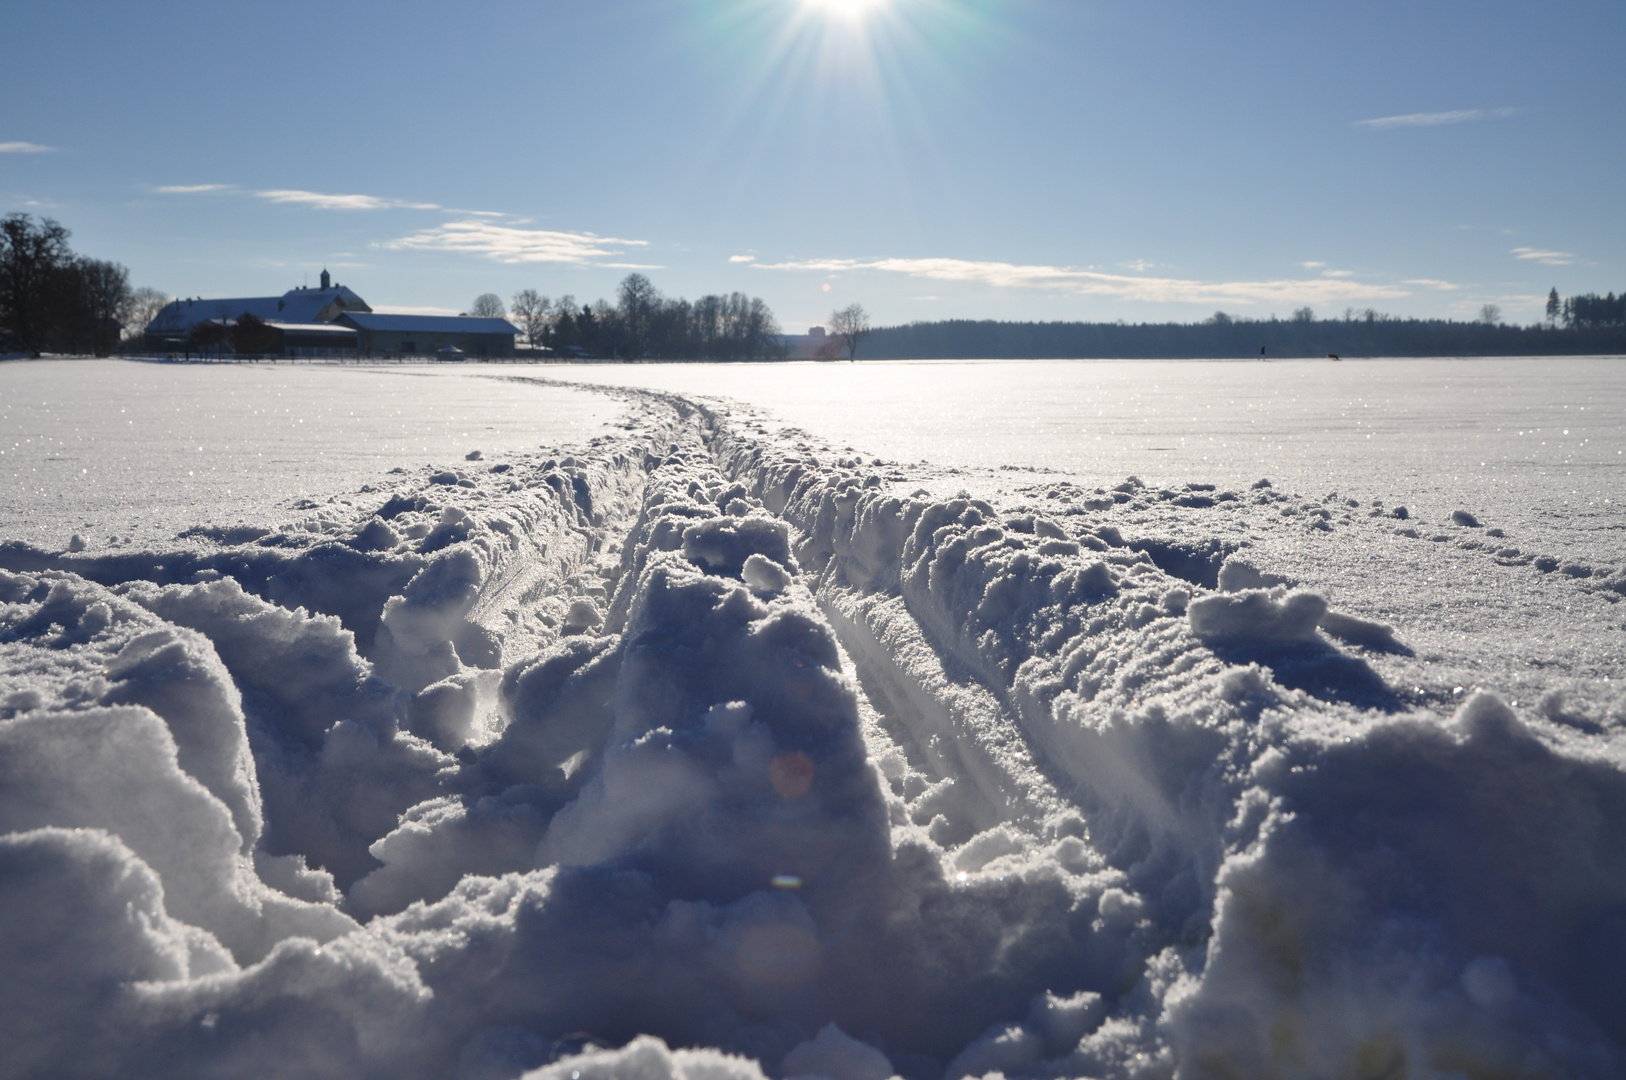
[3,382,1625,1080]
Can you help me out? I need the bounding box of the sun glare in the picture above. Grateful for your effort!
[805,0,886,21]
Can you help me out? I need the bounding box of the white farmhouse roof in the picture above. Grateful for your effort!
[145,283,371,337]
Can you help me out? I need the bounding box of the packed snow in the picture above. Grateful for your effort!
[2,356,1624,1080]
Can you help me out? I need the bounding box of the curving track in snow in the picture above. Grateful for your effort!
[2,379,1624,1080]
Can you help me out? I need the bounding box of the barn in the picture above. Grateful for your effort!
[144,269,371,349]
[334,312,520,358]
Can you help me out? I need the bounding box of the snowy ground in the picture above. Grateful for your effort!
[0,361,620,547]
[2,356,1623,1080]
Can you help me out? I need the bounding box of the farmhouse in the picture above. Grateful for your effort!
[142,270,520,358]
[144,269,371,350]
[334,312,520,358]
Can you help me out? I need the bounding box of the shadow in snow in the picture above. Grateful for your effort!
[1212,640,1402,712]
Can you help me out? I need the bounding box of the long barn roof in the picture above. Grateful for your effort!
[336,312,520,335]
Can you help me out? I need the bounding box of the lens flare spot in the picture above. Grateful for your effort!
[770,752,816,799]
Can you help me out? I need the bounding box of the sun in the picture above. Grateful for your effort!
[804,0,888,21]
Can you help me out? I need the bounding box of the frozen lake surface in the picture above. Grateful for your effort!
[2,356,1624,1080]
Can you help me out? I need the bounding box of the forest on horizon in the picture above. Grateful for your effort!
[859,303,1626,360]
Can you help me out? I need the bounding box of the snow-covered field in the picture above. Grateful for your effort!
[2,357,1623,1080]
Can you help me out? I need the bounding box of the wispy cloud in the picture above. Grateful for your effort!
[1122,259,1155,272]
[152,183,450,212]
[384,219,649,264]
[1403,278,1464,291]
[0,141,55,154]
[1511,246,1573,266]
[1356,107,1517,130]
[755,256,1410,306]
[256,189,440,211]
[1320,269,1355,278]
[1301,261,1325,269]
[729,255,757,263]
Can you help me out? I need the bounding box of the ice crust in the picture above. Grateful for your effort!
[2,377,1624,1079]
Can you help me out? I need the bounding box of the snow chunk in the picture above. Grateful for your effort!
[0,705,355,962]
[782,1024,894,1080]
[564,597,604,634]
[1317,609,1404,652]
[0,827,233,1073]
[681,514,793,579]
[1188,588,1327,644]
[1215,557,1293,592]
[742,552,793,594]
[4,573,262,851]
[521,1037,769,1080]
[1026,989,1105,1056]
[944,1022,1043,1080]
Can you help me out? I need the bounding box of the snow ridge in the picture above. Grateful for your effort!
[1,388,1623,1079]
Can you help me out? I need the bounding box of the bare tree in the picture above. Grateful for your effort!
[123,286,171,341]
[1480,303,1503,326]
[829,303,871,361]
[0,213,71,352]
[510,288,550,347]
[618,273,659,357]
[77,259,130,356]
[469,293,506,318]
[1291,306,1315,323]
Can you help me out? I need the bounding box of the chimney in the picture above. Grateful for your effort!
[320,269,331,290]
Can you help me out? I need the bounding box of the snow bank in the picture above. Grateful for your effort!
[0,572,355,962]
[1165,692,1626,1075]
[1,385,1622,1078]
[708,405,1626,1076]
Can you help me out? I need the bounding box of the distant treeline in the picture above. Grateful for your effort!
[1562,291,1626,329]
[505,274,787,360]
[1,214,166,357]
[860,305,1626,360]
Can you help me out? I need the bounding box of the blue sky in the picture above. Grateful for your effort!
[3,0,1621,332]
